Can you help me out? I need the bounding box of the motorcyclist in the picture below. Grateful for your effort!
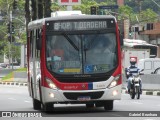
[126,57,142,94]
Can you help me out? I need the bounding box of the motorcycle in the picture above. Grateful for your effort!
[129,73,141,99]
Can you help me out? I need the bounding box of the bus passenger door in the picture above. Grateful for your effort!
[30,29,41,101]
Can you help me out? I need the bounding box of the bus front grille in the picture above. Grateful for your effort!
[63,91,104,100]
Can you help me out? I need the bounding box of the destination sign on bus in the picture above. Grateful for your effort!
[53,21,108,31]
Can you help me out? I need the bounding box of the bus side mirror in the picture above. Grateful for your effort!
[36,32,42,50]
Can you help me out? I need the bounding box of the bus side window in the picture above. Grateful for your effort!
[30,31,34,58]
[36,29,42,50]
[36,29,41,58]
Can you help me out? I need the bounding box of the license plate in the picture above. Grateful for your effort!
[77,96,91,101]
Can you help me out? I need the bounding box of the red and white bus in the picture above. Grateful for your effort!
[27,14,123,111]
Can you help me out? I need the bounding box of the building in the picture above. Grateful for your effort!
[117,0,124,6]
[139,22,160,57]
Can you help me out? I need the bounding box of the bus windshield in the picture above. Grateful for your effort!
[46,32,117,75]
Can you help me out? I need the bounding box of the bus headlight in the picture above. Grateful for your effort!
[46,78,58,90]
[108,74,121,88]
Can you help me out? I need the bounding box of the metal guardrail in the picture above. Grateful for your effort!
[122,74,160,90]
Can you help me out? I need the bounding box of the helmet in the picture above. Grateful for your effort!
[130,57,136,66]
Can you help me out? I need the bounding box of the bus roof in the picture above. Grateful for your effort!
[124,39,158,47]
[28,15,116,30]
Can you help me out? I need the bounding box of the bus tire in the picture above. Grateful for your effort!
[43,103,54,112]
[33,98,41,110]
[86,103,94,108]
[104,100,113,111]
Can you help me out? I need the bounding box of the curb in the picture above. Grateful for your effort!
[122,89,160,96]
[0,81,28,86]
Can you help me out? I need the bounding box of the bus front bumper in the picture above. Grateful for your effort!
[41,85,122,104]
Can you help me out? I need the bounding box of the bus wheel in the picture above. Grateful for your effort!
[104,100,113,111]
[43,103,54,112]
[86,103,94,108]
[33,99,41,110]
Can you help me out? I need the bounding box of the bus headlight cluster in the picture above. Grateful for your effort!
[49,93,55,98]
[112,90,118,96]
[46,78,58,90]
[108,74,121,88]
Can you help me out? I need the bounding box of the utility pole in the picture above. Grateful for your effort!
[9,10,13,69]
[7,0,13,69]
[135,0,143,13]
[36,0,39,19]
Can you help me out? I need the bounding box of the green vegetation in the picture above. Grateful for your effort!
[1,67,27,81]
[0,0,26,63]
[50,0,159,24]
[15,67,27,72]
[1,72,13,81]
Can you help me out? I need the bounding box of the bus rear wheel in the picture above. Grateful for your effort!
[43,103,54,112]
[104,100,113,111]
[33,99,41,110]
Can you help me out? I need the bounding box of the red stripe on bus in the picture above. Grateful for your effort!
[72,0,78,2]
[61,0,69,2]
[59,83,89,90]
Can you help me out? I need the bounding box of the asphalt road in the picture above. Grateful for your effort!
[0,69,14,78]
[0,85,160,119]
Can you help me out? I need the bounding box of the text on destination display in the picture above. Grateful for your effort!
[53,21,108,31]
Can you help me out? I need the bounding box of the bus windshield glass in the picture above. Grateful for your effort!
[46,20,117,75]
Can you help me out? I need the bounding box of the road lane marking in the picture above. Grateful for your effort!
[24,100,31,103]
[132,101,143,104]
[8,98,16,100]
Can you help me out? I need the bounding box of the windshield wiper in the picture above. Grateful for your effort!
[63,33,79,51]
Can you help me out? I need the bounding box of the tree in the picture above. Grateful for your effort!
[119,5,133,16]
[0,0,26,63]
[125,0,160,14]
[118,5,158,25]
[139,9,158,23]
[44,0,52,17]
[73,0,99,14]
[118,5,133,21]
